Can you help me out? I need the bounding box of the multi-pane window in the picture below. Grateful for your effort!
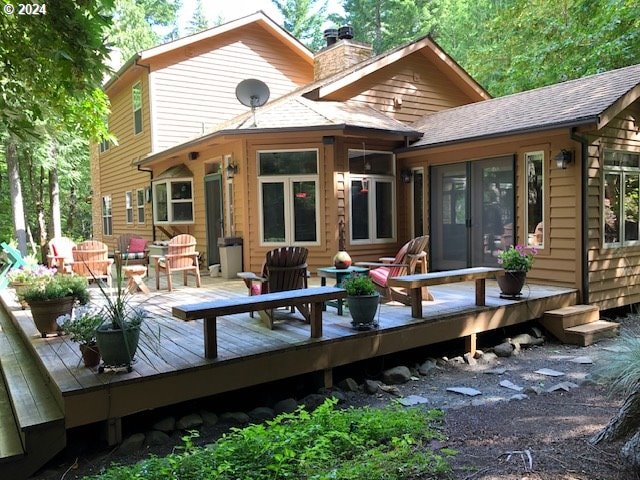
[604,150,640,246]
[153,179,194,224]
[125,191,133,224]
[525,151,544,248]
[349,149,396,243]
[132,83,143,135]
[102,196,112,236]
[136,189,145,224]
[99,139,109,153]
[258,150,319,245]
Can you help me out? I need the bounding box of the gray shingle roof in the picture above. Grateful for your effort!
[410,63,640,148]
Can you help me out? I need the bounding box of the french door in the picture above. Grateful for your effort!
[430,156,514,271]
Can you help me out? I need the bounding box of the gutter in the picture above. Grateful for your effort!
[137,163,156,242]
[571,128,590,305]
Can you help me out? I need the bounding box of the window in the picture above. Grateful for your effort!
[258,150,319,245]
[125,191,133,224]
[348,149,396,243]
[132,82,143,135]
[153,179,194,224]
[136,189,145,224]
[102,195,112,236]
[604,149,640,246]
[525,151,544,248]
[99,139,109,153]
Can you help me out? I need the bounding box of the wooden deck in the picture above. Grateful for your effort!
[0,275,578,440]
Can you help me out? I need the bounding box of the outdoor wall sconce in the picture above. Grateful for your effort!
[400,168,413,184]
[555,149,573,169]
[226,159,238,179]
[361,178,369,193]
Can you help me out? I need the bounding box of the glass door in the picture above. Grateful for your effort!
[411,168,424,238]
[431,157,514,271]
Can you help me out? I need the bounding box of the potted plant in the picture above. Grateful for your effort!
[60,306,103,368]
[342,273,380,329]
[496,244,537,297]
[20,273,90,337]
[93,266,148,373]
[8,264,56,309]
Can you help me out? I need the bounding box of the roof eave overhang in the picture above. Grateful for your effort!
[597,84,640,130]
[135,125,422,167]
[397,118,599,154]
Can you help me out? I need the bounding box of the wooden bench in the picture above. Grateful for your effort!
[172,286,347,359]
[387,267,502,318]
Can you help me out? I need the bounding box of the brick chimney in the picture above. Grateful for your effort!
[314,26,373,81]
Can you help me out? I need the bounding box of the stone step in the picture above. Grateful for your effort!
[564,320,620,347]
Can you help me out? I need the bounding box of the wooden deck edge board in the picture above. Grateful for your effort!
[0,371,24,461]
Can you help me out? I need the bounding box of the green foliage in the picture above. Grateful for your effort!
[86,398,453,479]
[342,273,377,296]
[20,274,90,304]
[187,0,209,34]
[273,0,328,52]
[497,244,536,272]
[61,306,104,345]
[594,330,640,397]
[94,266,147,330]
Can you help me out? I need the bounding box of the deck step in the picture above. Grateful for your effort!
[565,320,620,347]
[0,372,24,463]
[0,302,65,479]
[543,305,600,329]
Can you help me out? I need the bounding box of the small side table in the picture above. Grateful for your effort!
[317,266,368,315]
[122,265,150,294]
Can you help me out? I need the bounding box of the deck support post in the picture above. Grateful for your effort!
[323,368,333,388]
[104,417,122,446]
[204,316,218,359]
[475,279,486,306]
[409,288,423,319]
[465,333,477,356]
[310,301,323,338]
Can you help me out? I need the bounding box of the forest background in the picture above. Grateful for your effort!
[0,0,638,258]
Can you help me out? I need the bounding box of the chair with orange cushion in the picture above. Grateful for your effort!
[356,235,434,305]
[154,234,201,292]
[46,237,77,273]
[237,247,309,329]
[72,240,114,287]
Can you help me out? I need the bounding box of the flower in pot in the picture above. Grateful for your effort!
[496,244,537,297]
[8,264,56,309]
[60,306,103,368]
[20,274,90,337]
[93,267,148,373]
[342,273,380,329]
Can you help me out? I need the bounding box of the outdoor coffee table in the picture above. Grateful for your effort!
[122,265,149,294]
[317,266,368,315]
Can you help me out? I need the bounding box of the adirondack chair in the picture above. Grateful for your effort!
[356,235,434,305]
[237,247,309,329]
[0,242,29,289]
[72,240,114,287]
[154,234,201,292]
[114,234,149,271]
[47,236,76,273]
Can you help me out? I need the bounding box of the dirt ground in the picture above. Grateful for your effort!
[33,315,640,480]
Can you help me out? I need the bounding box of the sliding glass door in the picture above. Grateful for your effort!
[431,157,514,271]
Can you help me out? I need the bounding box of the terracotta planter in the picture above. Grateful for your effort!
[496,270,527,298]
[95,324,140,372]
[80,343,101,368]
[347,293,380,329]
[27,296,75,337]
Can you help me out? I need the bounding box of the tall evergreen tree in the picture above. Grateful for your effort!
[273,0,328,52]
[187,0,210,34]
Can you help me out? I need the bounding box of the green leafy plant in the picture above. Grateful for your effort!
[342,273,377,296]
[497,244,537,272]
[60,306,103,345]
[19,273,90,304]
[8,264,56,284]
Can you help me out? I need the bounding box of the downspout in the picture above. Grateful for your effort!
[571,128,590,304]
[137,164,156,242]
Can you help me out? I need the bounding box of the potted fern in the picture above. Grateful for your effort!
[342,274,380,329]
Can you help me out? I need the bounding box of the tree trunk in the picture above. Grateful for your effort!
[6,140,28,255]
[48,140,62,239]
[621,430,640,469]
[67,183,76,233]
[591,389,640,444]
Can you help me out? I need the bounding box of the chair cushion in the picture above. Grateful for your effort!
[369,266,390,288]
[128,237,147,253]
[122,252,146,260]
[51,244,58,256]
[250,284,262,296]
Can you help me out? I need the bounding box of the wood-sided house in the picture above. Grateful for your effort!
[92,11,640,310]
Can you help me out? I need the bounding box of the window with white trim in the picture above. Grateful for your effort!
[153,179,194,224]
[604,149,640,246]
[258,150,319,245]
[349,149,396,243]
[125,191,133,224]
[99,138,109,153]
[132,82,143,135]
[136,189,145,224]
[102,195,112,236]
[525,151,544,248]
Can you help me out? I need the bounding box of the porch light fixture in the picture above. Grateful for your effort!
[400,168,412,184]
[555,149,573,169]
[226,159,238,179]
